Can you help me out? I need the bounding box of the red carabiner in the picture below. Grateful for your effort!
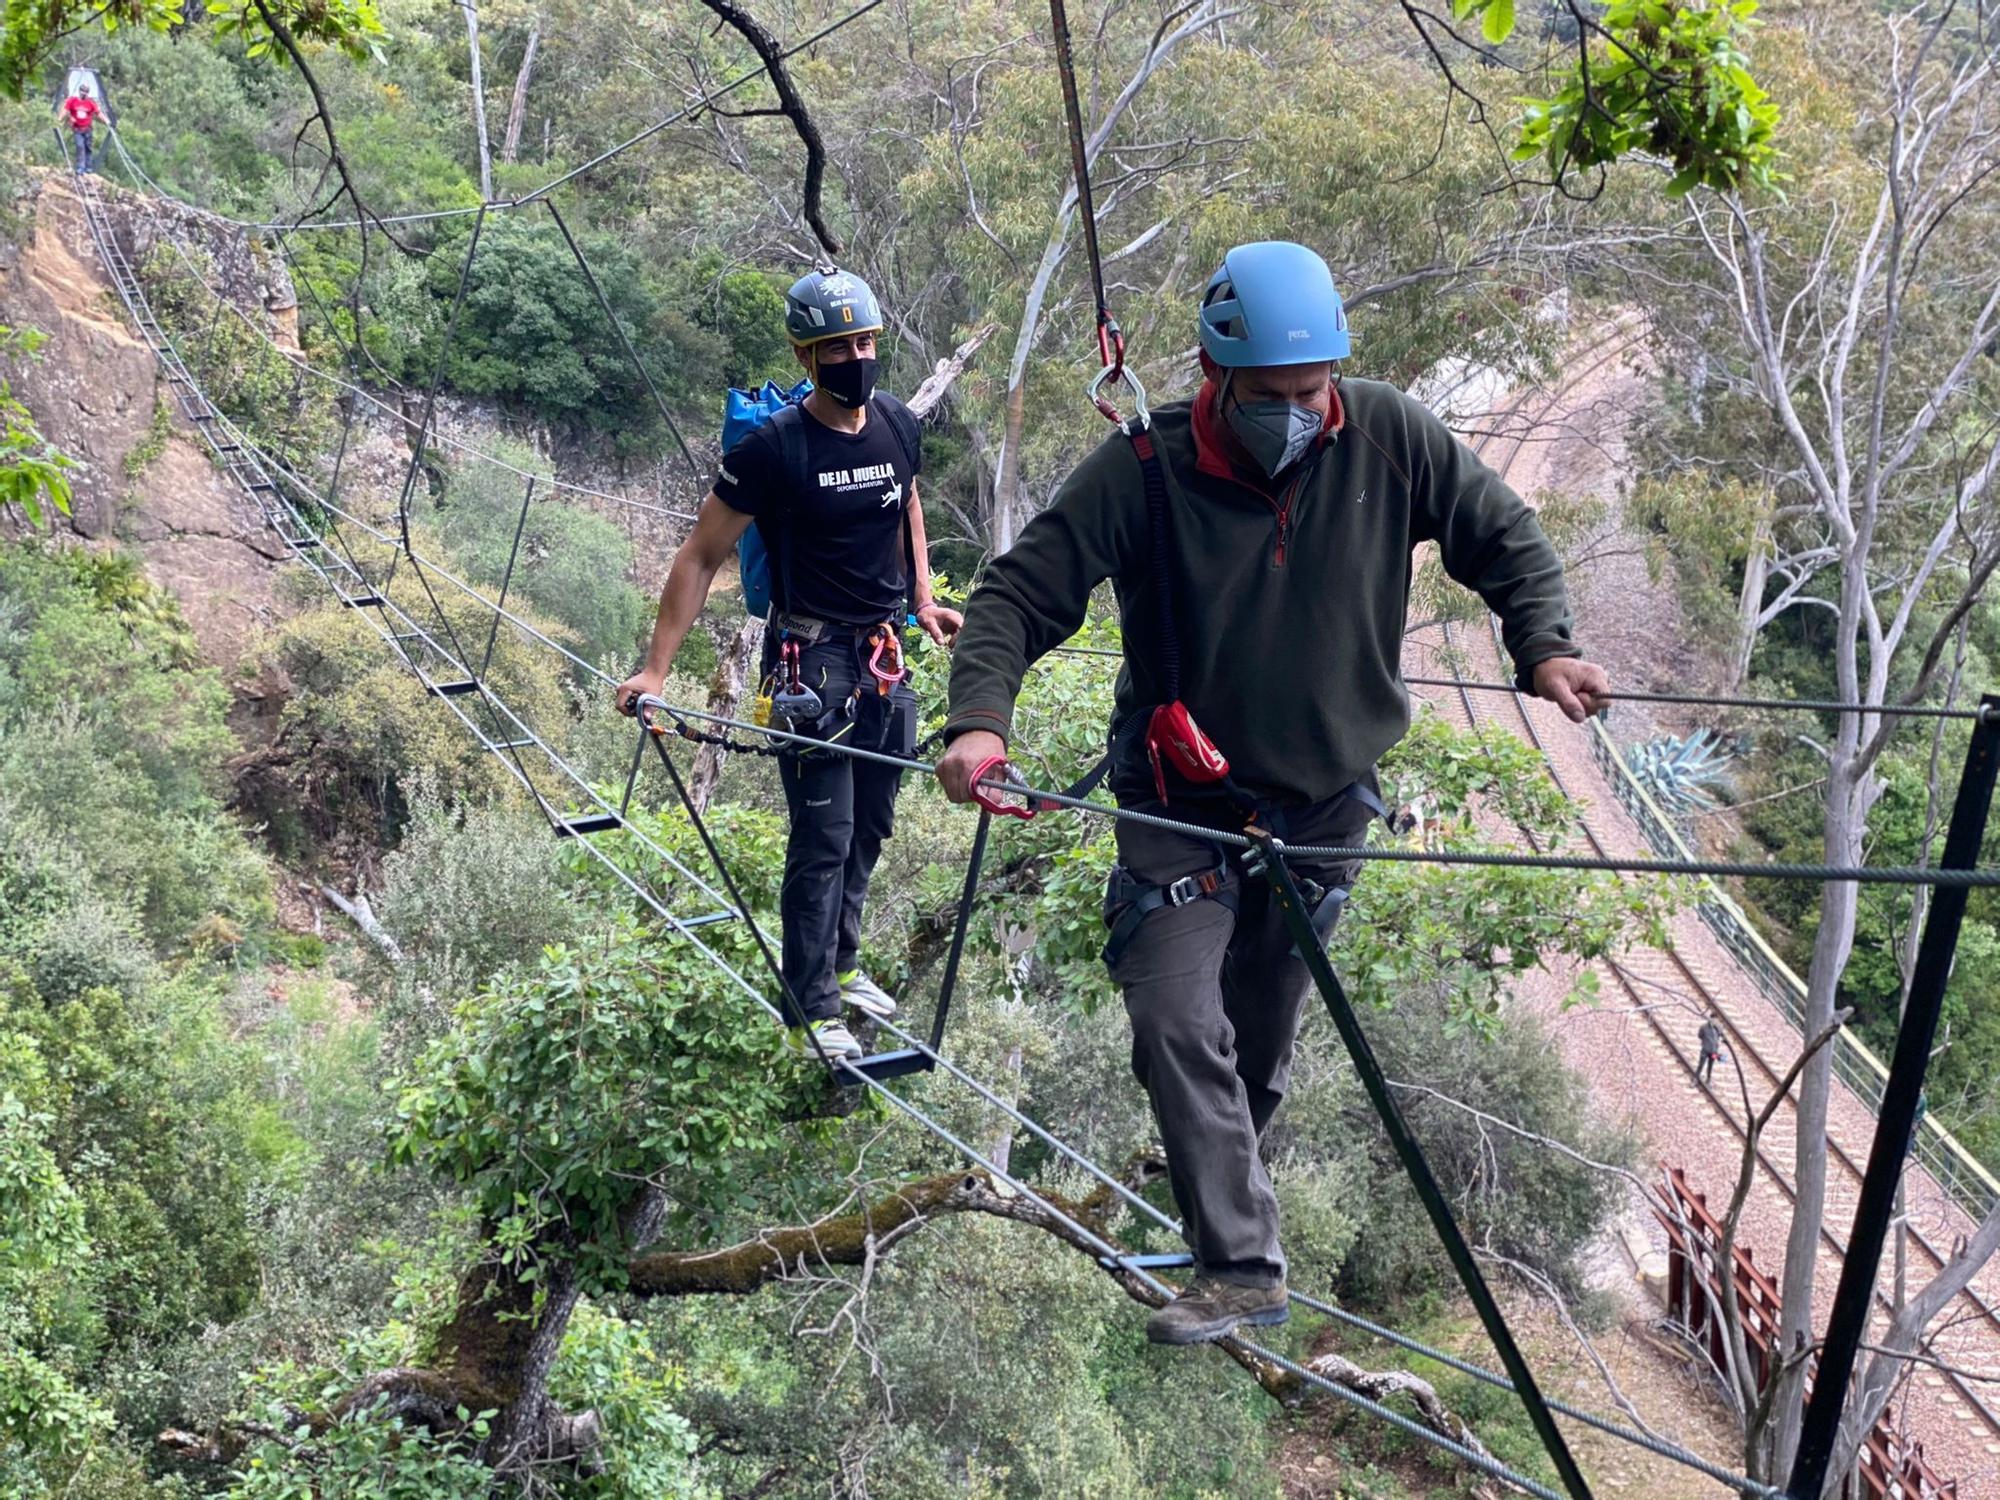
[969,754,1037,821]
[783,637,803,692]
[1090,318,1129,423]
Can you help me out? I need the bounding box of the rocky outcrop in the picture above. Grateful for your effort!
[0,171,290,672]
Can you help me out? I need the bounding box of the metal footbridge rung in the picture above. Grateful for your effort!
[555,813,623,837]
[1095,1251,1194,1271]
[677,908,739,930]
[838,1048,935,1085]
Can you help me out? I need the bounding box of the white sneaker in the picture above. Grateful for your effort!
[787,1017,864,1061]
[838,969,899,1021]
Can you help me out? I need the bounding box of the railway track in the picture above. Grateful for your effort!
[1406,334,2000,1446]
[1424,613,2000,1442]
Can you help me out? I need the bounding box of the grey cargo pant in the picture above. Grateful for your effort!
[1106,790,1373,1288]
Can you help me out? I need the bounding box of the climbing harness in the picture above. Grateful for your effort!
[1100,855,1234,968]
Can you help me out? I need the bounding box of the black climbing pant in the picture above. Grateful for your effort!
[772,631,916,1023]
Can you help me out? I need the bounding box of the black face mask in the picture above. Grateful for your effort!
[815,355,879,409]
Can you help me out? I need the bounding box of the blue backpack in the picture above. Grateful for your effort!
[724,379,814,619]
[721,380,921,619]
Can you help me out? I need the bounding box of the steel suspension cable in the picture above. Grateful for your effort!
[1048,640,1993,723]
[543,200,701,482]
[1045,0,1122,378]
[1398,674,1993,723]
[648,701,2000,887]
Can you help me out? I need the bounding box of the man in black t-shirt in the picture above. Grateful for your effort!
[615,268,961,1061]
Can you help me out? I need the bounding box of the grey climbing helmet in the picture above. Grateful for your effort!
[785,266,883,346]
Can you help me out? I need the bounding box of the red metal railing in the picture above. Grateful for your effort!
[1656,1167,1958,1499]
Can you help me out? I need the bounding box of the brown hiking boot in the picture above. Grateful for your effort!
[1144,1275,1289,1345]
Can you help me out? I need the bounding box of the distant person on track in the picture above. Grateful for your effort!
[61,81,101,176]
[613,267,961,1064]
[1697,1014,1726,1086]
[937,241,1608,1346]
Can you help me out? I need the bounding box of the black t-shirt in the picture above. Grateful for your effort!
[716,402,921,626]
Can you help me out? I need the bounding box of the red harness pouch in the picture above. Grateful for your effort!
[1146,700,1231,803]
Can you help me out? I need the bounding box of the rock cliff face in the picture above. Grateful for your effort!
[0,169,701,685]
[0,171,296,673]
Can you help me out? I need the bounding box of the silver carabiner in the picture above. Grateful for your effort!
[1087,361,1150,432]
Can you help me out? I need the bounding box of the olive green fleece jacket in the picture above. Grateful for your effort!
[943,378,1582,806]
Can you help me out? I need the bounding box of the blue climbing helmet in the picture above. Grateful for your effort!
[785,266,884,346]
[1197,241,1350,367]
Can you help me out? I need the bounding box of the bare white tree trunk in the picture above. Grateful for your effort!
[1681,12,2000,1488]
[460,0,494,200]
[1728,515,1771,691]
[500,18,540,166]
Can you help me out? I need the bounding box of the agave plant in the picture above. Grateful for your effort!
[1627,728,1734,813]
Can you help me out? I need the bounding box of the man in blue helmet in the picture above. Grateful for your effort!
[615,267,961,1061]
[936,241,1608,1344]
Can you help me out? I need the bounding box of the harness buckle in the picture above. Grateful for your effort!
[1164,870,1220,907]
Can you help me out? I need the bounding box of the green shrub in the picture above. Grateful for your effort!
[246,555,579,851]
[421,440,649,670]
[375,784,588,1027]
[388,920,826,1293]
[0,545,271,954]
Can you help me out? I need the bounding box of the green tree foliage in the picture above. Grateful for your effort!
[0,546,271,960]
[1514,0,1781,195]
[405,217,715,451]
[0,327,72,525]
[1,972,277,1364]
[388,919,828,1292]
[0,0,386,101]
[0,1032,108,1471]
[421,439,649,670]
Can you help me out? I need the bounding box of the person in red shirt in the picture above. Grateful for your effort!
[61,83,100,175]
